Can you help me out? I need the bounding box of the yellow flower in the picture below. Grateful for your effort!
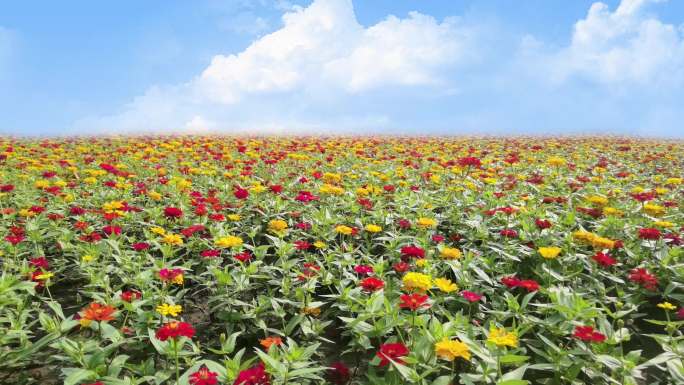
[302,307,321,317]
[603,207,623,216]
[586,195,608,206]
[268,219,288,233]
[156,303,183,317]
[654,221,675,228]
[440,247,462,260]
[402,272,432,292]
[162,233,184,246]
[538,246,562,259]
[547,157,566,166]
[365,224,382,233]
[102,200,124,213]
[335,225,353,235]
[151,227,167,236]
[313,240,326,249]
[320,184,345,195]
[434,278,458,293]
[148,191,162,201]
[417,217,437,228]
[172,273,184,285]
[416,259,428,268]
[643,203,666,217]
[657,302,676,311]
[82,255,95,262]
[435,338,471,361]
[488,327,518,348]
[227,214,241,221]
[215,235,243,248]
[35,272,54,280]
[591,236,615,250]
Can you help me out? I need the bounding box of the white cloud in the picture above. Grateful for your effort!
[76,0,469,133]
[197,0,465,102]
[547,0,684,84]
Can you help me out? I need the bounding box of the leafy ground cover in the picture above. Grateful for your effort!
[0,136,682,385]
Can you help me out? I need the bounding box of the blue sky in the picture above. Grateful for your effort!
[1,0,683,137]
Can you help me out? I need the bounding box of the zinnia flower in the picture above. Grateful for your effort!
[402,272,432,292]
[435,338,471,361]
[399,293,430,311]
[440,247,462,260]
[488,327,518,348]
[155,321,195,341]
[376,343,409,367]
[326,362,351,385]
[573,325,606,343]
[434,278,458,293]
[260,336,283,349]
[538,246,561,259]
[189,366,219,385]
[80,302,117,327]
[461,290,482,302]
[234,363,270,385]
[360,277,385,292]
[164,206,183,219]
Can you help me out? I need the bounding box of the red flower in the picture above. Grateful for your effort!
[102,225,122,236]
[132,242,150,251]
[120,290,141,302]
[457,157,481,168]
[159,268,184,283]
[461,290,483,302]
[295,221,312,230]
[201,249,221,258]
[431,234,445,243]
[294,240,312,251]
[327,362,351,385]
[592,251,616,267]
[29,257,49,270]
[155,321,195,341]
[189,365,219,385]
[70,206,86,215]
[354,265,374,276]
[5,234,25,245]
[501,276,539,292]
[360,277,385,292]
[399,293,430,311]
[393,262,410,273]
[631,192,656,202]
[628,268,658,291]
[677,308,684,319]
[501,276,522,289]
[234,362,270,385]
[376,343,409,367]
[573,325,606,343]
[234,251,252,263]
[397,219,411,229]
[638,228,661,240]
[519,280,540,292]
[400,245,425,260]
[269,184,283,194]
[499,229,518,238]
[164,207,183,219]
[295,191,319,203]
[535,219,552,230]
[234,187,249,200]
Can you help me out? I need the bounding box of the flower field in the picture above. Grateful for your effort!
[0,136,683,385]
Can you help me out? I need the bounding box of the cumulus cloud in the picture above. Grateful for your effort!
[75,0,471,133]
[545,0,684,84]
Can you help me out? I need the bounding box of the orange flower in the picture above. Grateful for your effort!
[80,302,117,325]
[259,336,283,349]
